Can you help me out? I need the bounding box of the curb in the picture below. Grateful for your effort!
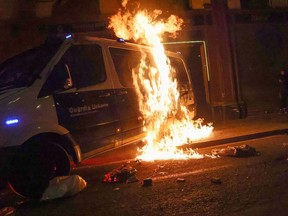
[184,128,288,149]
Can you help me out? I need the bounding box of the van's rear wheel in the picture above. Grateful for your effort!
[8,141,70,199]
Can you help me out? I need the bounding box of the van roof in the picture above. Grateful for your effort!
[55,33,182,58]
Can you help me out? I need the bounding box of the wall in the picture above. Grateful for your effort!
[234,23,288,114]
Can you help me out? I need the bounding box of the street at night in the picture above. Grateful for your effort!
[1,1,288,216]
[1,133,288,216]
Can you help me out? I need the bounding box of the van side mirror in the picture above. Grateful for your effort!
[64,77,73,89]
[63,64,73,89]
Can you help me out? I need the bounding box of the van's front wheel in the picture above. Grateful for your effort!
[8,141,70,199]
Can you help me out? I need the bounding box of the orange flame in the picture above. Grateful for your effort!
[109,1,213,161]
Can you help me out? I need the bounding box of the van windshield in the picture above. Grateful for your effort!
[0,42,61,91]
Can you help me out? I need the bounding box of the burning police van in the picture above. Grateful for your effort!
[0,34,195,198]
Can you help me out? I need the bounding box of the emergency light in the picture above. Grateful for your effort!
[117,38,125,43]
[5,119,19,125]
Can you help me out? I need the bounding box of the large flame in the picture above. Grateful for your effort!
[109,1,213,161]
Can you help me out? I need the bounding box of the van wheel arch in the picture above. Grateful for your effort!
[23,132,81,164]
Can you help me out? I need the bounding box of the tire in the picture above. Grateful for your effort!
[8,141,70,199]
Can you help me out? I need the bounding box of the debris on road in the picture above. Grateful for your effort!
[211,177,222,184]
[0,206,15,216]
[142,178,153,187]
[211,145,258,157]
[177,178,185,182]
[158,172,168,175]
[40,175,87,201]
[103,164,139,183]
[126,175,139,183]
[135,159,141,165]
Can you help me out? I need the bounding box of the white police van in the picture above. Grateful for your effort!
[0,34,195,198]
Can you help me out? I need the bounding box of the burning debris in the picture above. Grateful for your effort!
[109,0,213,162]
[211,145,258,158]
[103,164,139,184]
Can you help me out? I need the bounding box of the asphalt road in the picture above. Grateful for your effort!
[2,134,288,216]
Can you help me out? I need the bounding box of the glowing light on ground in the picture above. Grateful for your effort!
[109,0,213,161]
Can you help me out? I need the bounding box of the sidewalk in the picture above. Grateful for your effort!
[192,112,288,148]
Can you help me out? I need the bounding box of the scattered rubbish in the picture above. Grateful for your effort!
[40,175,87,201]
[0,206,15,216]
[142,178,153,187]
[113,188,120,191]
[154,165,166,173]
[158,172,168,175]
[177,178,185,182]
[211,145,258,157]
[126,175,139,183]
[103,164,138,183]
[212,146,235,157]
[182,198,192,204]
[211,177,222,184]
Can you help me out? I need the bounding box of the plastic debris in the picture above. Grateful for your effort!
[211,145,257,157]
[142,178,153,187]
[0,206,15,216]
[40,175,87,201]
[103,164,138,183]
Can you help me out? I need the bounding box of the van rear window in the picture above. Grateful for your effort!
[110,47,189,88]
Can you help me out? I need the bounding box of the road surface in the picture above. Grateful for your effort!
[1,135,288,216]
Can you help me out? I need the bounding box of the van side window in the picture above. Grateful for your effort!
[110,48,141,88]
[169,57,189,85]
[39,44,106,97]
[64,45,106,88]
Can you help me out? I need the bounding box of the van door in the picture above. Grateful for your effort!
[168,56,195,114]
[39,44,117,155]
[109,48,143,144]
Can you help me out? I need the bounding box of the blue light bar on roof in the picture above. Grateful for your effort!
[66,34,72,39]
[5,118,19,125]
[117,38,125,43]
